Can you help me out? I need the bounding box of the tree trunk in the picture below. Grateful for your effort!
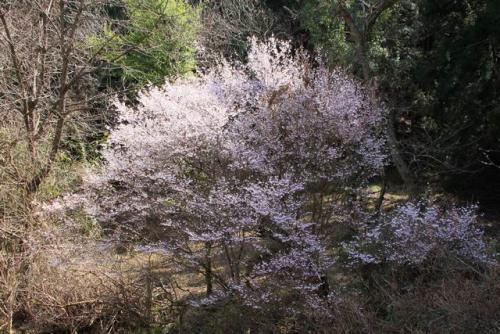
[356,42,417,194]
[336,0,417,194]
[385,109,417,194]
[204,242,213,296]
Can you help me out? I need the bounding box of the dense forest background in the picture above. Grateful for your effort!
[0,0,499,333]
[267,0,500,207]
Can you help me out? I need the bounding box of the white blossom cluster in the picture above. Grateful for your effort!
[344,201,492,266]
[216,37,387,183]
[73,38,490,312]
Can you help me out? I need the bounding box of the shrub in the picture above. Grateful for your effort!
[344,200,492,266]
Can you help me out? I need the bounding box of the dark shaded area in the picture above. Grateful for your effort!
[287,0,500,211]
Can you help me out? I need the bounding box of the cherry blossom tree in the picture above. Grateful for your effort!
[72,37,496,315]
[66,37,497,317]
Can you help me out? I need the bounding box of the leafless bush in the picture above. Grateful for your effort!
[198,0,287,65]
[0,0,124,196]
[366,264,500,333]
[0,220,177,333]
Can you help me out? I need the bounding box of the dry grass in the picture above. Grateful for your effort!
[0,223,155,333]
[372,268,500,333]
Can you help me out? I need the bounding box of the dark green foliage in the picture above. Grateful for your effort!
[384,0,500,204]
[289,0,500,205]
[93,0,200,88]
